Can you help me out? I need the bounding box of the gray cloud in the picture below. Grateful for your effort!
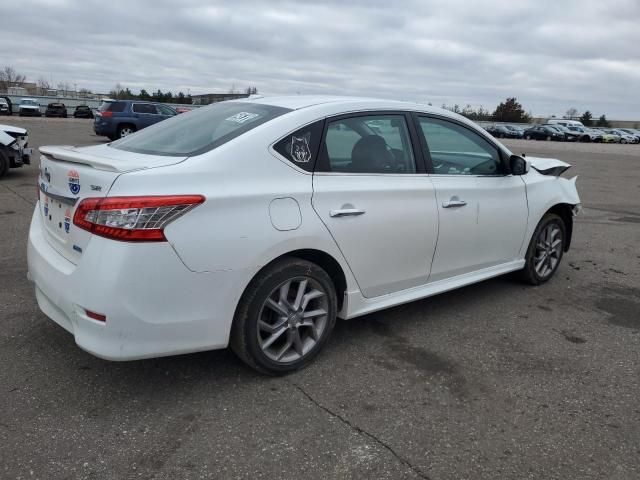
[1,0,639,118]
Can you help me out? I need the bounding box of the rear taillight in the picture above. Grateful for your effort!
[100,111,112,117]
[73,195,205,242]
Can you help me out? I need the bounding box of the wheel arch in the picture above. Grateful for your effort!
[546,203,574,251]
[239,248,349,314]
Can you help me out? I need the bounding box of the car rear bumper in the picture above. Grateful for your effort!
[93,121,115,136]
[27,207,249,361]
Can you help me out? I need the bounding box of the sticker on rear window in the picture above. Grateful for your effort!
[225,112,260,124]
[291,135,311,163]
[68,169,80,195]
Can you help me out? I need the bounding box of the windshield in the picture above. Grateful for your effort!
[21,100,37,106]
[111,102,291,157]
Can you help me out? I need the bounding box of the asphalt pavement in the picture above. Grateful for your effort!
[1,118,639,479]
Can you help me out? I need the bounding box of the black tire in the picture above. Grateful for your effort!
[117,124,136,138]
[526,135,532,140]
[546,135,552,141]
[520,213,566,285]
[0,149,9,177]
[230,257,338,375]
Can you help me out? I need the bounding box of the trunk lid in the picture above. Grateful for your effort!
[38,144,186,264]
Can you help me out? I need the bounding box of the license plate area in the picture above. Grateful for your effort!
[42,194,74,238]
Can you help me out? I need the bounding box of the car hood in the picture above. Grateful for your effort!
[0,124,27,135]
[528,156,572,176]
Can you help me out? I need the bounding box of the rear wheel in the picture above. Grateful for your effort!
[546,135,552,141]
[526,135,532,140]
[117,124,136,138]
[230,258,337,375]
[521,213,566,285]
[621,138,627,144]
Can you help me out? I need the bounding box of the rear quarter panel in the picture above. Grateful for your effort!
[107,122,357,291]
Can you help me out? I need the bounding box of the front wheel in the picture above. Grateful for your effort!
[230,258,338,375]
[521,213,566,285]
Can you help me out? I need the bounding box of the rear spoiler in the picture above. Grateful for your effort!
[40,145,120,172]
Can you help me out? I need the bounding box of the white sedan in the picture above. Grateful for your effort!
[28,96,581,374]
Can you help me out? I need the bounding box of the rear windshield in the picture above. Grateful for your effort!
[100,101,126,113]
[111,102,291,156]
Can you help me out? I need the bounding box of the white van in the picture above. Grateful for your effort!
[547,119,584,127]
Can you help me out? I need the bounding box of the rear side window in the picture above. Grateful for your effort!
[100,101,126,113]
[273,121,324,172]
[112,102,291,156]
[132,103,158,114]
[319,115,416,174]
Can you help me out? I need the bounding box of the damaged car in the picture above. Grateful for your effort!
[0,123,32,177]
[28,96,580,374]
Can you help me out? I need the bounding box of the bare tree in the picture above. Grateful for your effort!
[37,76,51,95]
[0,66,27,92]
[57,81,71,96]
[228,84,240,94]
[565,107,578,119]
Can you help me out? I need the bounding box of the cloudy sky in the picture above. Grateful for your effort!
[1,0,639,118]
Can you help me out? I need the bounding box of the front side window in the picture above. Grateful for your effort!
[157,105,176,116]
[319,115,416,174]
[418,117,502,175]
[112,102,291,157]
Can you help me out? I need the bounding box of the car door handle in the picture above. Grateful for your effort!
[442,200,467,208]
[330,208,366,217]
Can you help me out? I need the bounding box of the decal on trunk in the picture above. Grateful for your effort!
[68,169,80,195]
[64,208,71,233]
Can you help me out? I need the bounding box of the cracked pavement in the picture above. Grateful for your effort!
[1,118,639,479]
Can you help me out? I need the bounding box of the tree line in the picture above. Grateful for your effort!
[108,84,259,104]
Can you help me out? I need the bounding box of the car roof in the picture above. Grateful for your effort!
[234,95,444,114]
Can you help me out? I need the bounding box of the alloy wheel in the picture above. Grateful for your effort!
[533,224,563,279]
[120,127,134,138]
[257,277,329,363]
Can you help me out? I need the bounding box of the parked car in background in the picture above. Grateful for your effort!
[523,125,564,141]
[606,129,638,144]
[28,96,580,374]
[0,98,11,116]
[18,98,41,117]
[94,100,177,140]
[73,105,94,119]
[599,130,621,143]
[547,119,584,127]
[505,125,525,137]
[175,106,195,114]
[45,103,68,118]
[0,123,32,177]
[545,125,580,142]
[619,129,640,143]
[567,126,602,143]
[485,124,521,139]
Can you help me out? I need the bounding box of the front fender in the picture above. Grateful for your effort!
[520,172,581,257]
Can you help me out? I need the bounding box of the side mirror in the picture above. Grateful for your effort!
[509,155,530,175]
